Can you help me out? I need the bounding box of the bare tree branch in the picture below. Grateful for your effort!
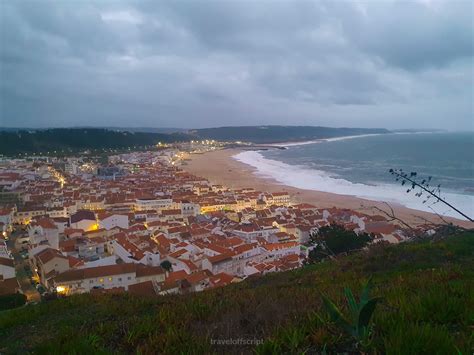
[389,169,473,222]
[363,201,416,234]
[426,206,459,227]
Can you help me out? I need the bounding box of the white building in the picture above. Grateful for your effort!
[261,242,300,260]
[180,201,200,217]
[134,197,173,212]
[202,254,234,275]
[111,234,161,266]
[0,208,14,234]
[70,210,97,232]
[0,239,15,280]
[28,218,60,249]
[53,263,166,295]
[98,213,129,230]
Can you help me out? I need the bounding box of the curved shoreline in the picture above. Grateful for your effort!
[233,149,474,221]
[266,133,386,148]
[182,148,474,228]
[264,131,441,148]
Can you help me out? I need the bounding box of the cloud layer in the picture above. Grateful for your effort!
[1,0,472,129]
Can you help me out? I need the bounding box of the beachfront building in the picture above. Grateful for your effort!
[268,192,291,206]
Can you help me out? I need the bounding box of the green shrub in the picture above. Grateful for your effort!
[309,224,372,262]
[0,293,27,311]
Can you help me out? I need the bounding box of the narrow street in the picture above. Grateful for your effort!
[6,229,41,302]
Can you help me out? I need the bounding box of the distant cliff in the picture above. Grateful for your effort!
[189,125,390,143]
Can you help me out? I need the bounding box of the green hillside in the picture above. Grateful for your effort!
[1,233,473,354]
[0,126,392,155]
[0,129,191,156]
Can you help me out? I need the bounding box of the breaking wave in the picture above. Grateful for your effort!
[233,150,474,220]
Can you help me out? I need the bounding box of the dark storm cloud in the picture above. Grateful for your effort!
[335,1,473,70]
[0,0,472,129]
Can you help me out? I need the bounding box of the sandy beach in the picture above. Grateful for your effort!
[182,148,474,228]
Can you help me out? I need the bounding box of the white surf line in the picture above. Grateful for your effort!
[267,133,385,148]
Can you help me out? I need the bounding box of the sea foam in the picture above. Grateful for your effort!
[268,134,385,148]
[233,150,474,220]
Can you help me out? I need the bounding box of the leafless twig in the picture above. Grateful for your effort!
[389,169,473,222]
[364,202,416,233]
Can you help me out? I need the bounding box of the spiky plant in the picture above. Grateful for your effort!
[322,277,382,349]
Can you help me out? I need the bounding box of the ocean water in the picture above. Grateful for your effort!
[233,132,474,220]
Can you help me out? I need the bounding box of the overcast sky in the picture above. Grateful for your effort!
[0,0,472,130]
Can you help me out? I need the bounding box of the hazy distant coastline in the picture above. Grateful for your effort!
[0,126,390,156]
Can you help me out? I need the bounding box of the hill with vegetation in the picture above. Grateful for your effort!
[0,129,191,156]
[1,232,472,354]
[0,126,391,155]
[189,125,390,143]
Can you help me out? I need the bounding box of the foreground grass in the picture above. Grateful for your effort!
[1,233,473,354]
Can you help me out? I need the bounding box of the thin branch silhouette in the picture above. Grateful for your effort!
[363,202,415,233]
[389,168,473,222]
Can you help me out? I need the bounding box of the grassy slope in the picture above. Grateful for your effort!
[1,233,473,354]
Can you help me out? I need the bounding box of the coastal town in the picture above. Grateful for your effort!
[0,143,419,301]
[1,0,472,351]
